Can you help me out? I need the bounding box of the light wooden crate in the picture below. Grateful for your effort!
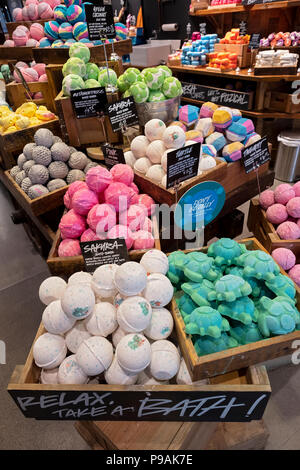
[170,237,300,381]
[5,80,56,113]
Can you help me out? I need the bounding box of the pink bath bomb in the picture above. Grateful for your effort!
[43,0,60,8]
[22,68,39,82]
[259,189,275,210]
[64,191,71,209]
[132,230,155,250]
[110,164,134,186]
[12,29,29,46]
[16,61,29,69]
[289,264,300,287]
[131,193,156,216]
[58,238,81,257]
[39,73,47,82]
[38,2,53,18]
[28,4,39,20]
[80,228,106,242]
[286,197,300,218]
[104,182,133,212]
[12,8,23,21]
[3,40,15,47]
[271,247,296,271]
[67,180,88,199]
[32,62,46,76]
[22,6,30,20]
[86,166,112,194]
[141,217,153,233]
[293,181,300,197]
[107,224,134,249]
[26,38,39,47]
[59,209,86,239]
[87,203,116,233]
[30,23,45,41]
[274,184,295,205]
[71,188,98,216]
[276,221,300,240]
[266,204,288,225]
[16,25,29,34]
[26,0,39,5]
[130,182,139,194]
[119,204,146,232]
[33,92,43,99]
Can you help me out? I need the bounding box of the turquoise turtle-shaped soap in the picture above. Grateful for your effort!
[208,275,252,302]
[207,238,247,267]
[217,296,257,325]
[265,274,296,300]
[256,296,300,336]
[226,266,261,298]
[182,279,215,307]
[176,293,198,318]
[184,306,230,338]
[236,250,280,281]
[193,332,239,356]
[167,251,186,285]
[179,251,221,282]
[229,321,263,345]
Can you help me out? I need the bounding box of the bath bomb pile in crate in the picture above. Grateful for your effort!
[0,102,55,135]
[10,127,94,199]
[34,252,191,385]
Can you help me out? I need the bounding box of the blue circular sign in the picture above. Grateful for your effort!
[174,181,226,231]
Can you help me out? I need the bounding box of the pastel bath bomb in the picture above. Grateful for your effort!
[42,300,76,334]
[38,2,54,19]
[58,355,88,384]
[131,194,155,216]
[132,231,155,250]
[30,23,44,41]
[104,182,133,212]
[119,204,146,232]
[65,321,91,354]
[33,333,67,369]
[12,29,29,46]
[85,302,118,337]
[87,203,116,233]
[62,74,85,96]
[112,326,127,348]
[12,8,23,21]
[266,204,288,224]
[143,307,173,340]
[69,42,90,63]
[146,140,166,164]
[134,157,152,174]
[289,264,300,287]
[274,184,295,205]
[61,284,95,320]
[98,68,118,88]
[53,4,67,23]
[28,4,39,20]
[277,221,300,240]
[259,189,275,210]
[286,197,300,218]
[131,135,150,159]
[140,249,169,275]
[117,296,152,333]
[71,188,98,216]
[107,224,134,249]
[272,248,296,271]
[143,273,174,308]
[110,163,134,186]
[105,357,138,385]
[64,180,87,207]
[163,126,186,149]
[86,166,112,194]
[59,209,86,238]
[76,336,113,376]
[114,261,147,296]
[39,37,52,47]
[141,217,153,233]
[58,239,81,257]
[62,57,86,78]
[39,276,67,305]
[150,340,180,380]
[124,150,136,168]
[59,22,73,40]
[116,333,151,374]
[145,119,166,142]
[32,62,46,77]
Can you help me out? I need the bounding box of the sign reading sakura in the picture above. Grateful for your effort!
[80,238,129,272]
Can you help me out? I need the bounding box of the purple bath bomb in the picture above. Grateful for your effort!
[266,203,288,225]
[286,197,300,218]
[271,247,296,271]
[289,264,300,287]
[274,183,295,205]
[276,221,300,240]
[259,189,275,210]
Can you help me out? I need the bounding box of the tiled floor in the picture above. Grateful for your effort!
[0,182,299,450]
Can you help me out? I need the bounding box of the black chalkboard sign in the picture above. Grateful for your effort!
[181,82,251,111]
[167,143,200,189]
[242,0,281,5]
[80,238,129,272]
[249,33,261,50]
[9,388,270,421]
[239,20,247,37]
[102,145,126,168]
[70,87,107,119]
[85,4,116,40]
[242,136,270,174]
[107,96,139,132]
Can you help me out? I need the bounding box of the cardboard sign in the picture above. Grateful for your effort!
[242,136,270,174]
[107,96,139,132]
[70,87,107,119]
[85,4,116,40]
[181,82,251,111]
[249,33,261,50]
[102,145,126,168]
[80,238,129,272]
[166,143,200,189]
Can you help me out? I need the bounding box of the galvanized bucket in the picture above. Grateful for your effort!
[135,95,181,126]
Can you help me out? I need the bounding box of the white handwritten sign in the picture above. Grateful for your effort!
[242,136,270,174]
[181,82,251,110]
[85,4,116,40]
[167,143,200,189]
[80,238,129,271]
[107,96,139,132]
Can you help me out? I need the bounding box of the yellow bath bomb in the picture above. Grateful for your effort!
[0,106,13,118]
[15,115,31,130]
[3,126,17,134]
[36,106,55,121]
[29,117,42,126]
[16,102,37,118]
[0,114,16,130]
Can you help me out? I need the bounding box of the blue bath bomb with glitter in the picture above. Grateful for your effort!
[39,38,53,48]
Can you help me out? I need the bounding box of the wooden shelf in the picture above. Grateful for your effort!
[190,0,300,16]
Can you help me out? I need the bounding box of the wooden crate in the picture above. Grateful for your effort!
[55,91,121,147]
[7,320,271,421]
[0,45,34,61]
[214,43,251,68]
[5,80,56,113]
[171,237,300,381]
[264,91,300,114]
[248,198,300,252]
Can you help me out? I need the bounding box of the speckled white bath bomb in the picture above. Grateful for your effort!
[117,296,152,333]
[42,299,76,335]
[163,126,186,149]
[65,321,91,353]
[161,148,173,172]
[176,357,209,385]
[143,307,173,340]
[137,368,169,385]
[145,119,166,142]
[134,157,152,174]
[39,276,67,305]
[112,326,127,348]
[33,332,67,369]
[116,333,151,374]
[150,340,180,380]
[198,156,216,171]
[146,164,165,183]
[105,356,138,385]
[114,261,147,296]
[76,336,113,376]
[40,367,59,384]
[68,271,92,287]
[85,302,118,337]
[142,273,174,308]
[92,264,118,298]
[146,140,166,164]
[124,150,136,168]
[130,135,150,159]
[140,249,169,275]
[58,354,89,384]
[61,284,95,320]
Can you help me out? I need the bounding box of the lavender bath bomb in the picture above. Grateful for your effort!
[23,159,35,175]
[28,164,49,185]
[32,146,52,166]
[272,247,296,271]
[68,151,88,169]
[17,153,27,169]
[274,184,295,205]
[259,189,275,210]
[66,169,85,184]
[34,128,54,148]
[276,221,300,240]
[266,204,288,224]
[47,179,67,192]
[23,143,36,160]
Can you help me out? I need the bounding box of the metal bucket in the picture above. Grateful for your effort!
[135,95,181,126]
[275,130,300,182]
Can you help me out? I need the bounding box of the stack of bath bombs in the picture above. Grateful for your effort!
[116,66,182,104]
[0,102,55,135]
[260,31,300,48]
[12,0,60,23]
[259,184,300,242]
[219,28,250,45]
[167,238,300,357]
[9,127,93,199]
[13,61,47,84]
[181,34,219,67]
[57,163,157,256]
[3,22,48,48]
[34,253,181,385]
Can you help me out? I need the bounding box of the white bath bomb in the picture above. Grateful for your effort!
[76,336,113,376]
[140,249,169,275]
[85,302,118,337]
[137,368,169,385]
[112,326,127,348]
[117,296,152,333]
[176,357,208,385]
[146,164,165,183]
[134,157,152,174]
[161,148,173,172]
[198,156,216,171]
[124,150,136,168]
[105,357,138,385]
[114,261,147,296]
[40,368,59,384]
[42,300,76,335]
[150,340,180,380]
[39,276,67,305]
[163,126,186,149]
[116,333,151,374]
[145,119,166,142]
[130,135,150,159]
[143,273,173,308]
[61,284,95,320]
[68,271,92,287]
[33,333,67,369]
[161,175,167,187]
[143,307,173,340]
[146,140,166,164]
[113,293,128,309]
[65,321,91,353]
[92,264,118,298]
[58,354,89,384]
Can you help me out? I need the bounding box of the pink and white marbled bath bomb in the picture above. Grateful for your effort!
[132,230,155,250]
[274,183,295,205]
[293,181,300,197]
[130,193,155,216]
[276,221,300,240]
[107,224,134,249]
[87,203,116,233]
[271,247,296,271]
[259,189,275,210]
[119,204,146,232]
[58,238,82,256]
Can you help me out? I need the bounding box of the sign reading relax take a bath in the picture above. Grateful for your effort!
[80,238,129,272]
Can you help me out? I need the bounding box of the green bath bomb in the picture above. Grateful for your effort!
[143,67,164,90]
[162,76,182,98]
[129,81,149,103]
[85,79,101,88]
[62,74,85,96]
[148,90,166,102]
[69,42,90,64]
[123,67,141,85]
[62,57,86,78]
[117,75,130,93]
[85,62,100,80]
[98,68,118,87]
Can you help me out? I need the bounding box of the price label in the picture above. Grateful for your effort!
[85,4,116,40]
[166,143,200,190]
[242,136,270,174]
[102,145,126,168]
[80,238,129,272]
[70,87,107,119]
[249,33,261,49]
[107,96,139,132]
